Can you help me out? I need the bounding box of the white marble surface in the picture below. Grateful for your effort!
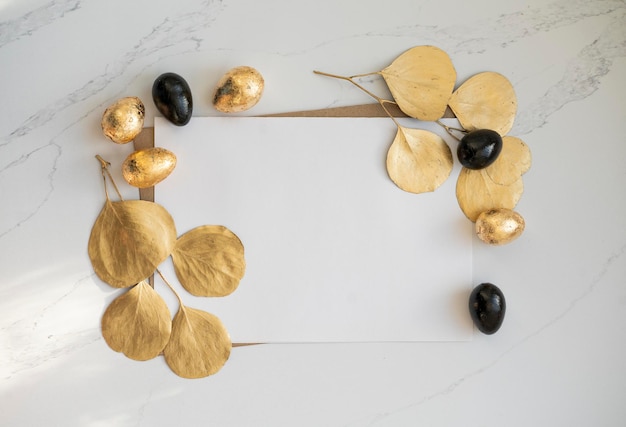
[1,0,625,425]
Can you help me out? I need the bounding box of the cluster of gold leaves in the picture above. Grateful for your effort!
[315,45,531,225]
[89,157,245,378]
[448,72,531,222]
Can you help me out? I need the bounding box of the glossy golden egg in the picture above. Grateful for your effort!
[122,147,177,188]
[475,208,525,245]
[101,97,145,144]
[212,66,264,113]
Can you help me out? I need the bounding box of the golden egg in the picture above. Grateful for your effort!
[122,147,177,188]
[101,97,145,144]
[475,208,525,245]
[212,66,264,113]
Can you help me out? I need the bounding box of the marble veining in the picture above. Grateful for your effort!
[376,0,624,51]
[367,0,626,135]
[0,0,225,240]
[1,0,625,425]
[0,271,100,381]
[344,242,626,426]
[0,0,81,48]
[1,0,224,144]
[2,0,624,243]
[515,7,626,134]
[0,142,60,238]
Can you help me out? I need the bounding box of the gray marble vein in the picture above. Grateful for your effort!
[371,0,626,135]
[1,272,100,379]
[0,0,81,48]
[1,0,224,145]
[344,242,626,426]
[1,0,625,423]
[372,0,625,53]
[515,10,626,135]
[0,0,225,239]
[282,0,625,139]
[0,142,60,238]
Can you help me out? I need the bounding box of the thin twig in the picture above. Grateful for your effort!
[435,120,466,141]
[95,155,124,201]
[156,268,184,308]
[314,70,401,127]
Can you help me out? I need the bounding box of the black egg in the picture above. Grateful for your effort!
[152,72,193,126]
[457,129,503,169]
[468,282,506,334]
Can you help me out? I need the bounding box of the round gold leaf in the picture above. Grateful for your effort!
[172,225,246,297]
[163,306,231,379]
[101,281,172,361]
[380,45,456,121]
[456,168,524,222]
[88,200,177,288]
[386,126,453,194]
[448,72,517,136]
[485,136,532,185]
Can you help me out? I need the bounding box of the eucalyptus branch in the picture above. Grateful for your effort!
[156,268,184,307]
[313,70,401,127]
[435,120,466,142]
[96,155,124,201]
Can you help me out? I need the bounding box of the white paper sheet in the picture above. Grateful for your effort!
[155,117,473,342]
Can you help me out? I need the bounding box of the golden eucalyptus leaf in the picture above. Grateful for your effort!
[448,72,517,136]
[485,136,532,185]
[88,200,177,288]
[456,168,524,222]
[163,306,231,379]
[386,126,453,194]
[171,225,246,297]
[101,281,172,361]
[379,45,457,121]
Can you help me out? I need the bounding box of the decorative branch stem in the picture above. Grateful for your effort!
[436,120,466,142]
[313,70,386,104]
[156,268,184,308]
[96,155,124,201]
[313,70,401,128]
[379,99,402,129]
[348,71,380,80]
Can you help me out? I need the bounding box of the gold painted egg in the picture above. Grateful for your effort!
[122,147,177,188]
[101,97,145,144]
[212,66,264,113]
[475,208,525,245]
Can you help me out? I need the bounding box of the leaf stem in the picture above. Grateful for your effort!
[314,70,386,104]
[96,155,110,201]
[313,70,401,128]
[95,155,124,201]
[435,120,466,142]
[348,71,380,79]
[156,268,184,308]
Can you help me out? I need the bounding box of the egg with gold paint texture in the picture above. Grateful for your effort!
[213,66,264,113]
[122,147,177,188]
[101,97,145,144]
[475,208,525,245]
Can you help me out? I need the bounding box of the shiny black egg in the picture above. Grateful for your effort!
[457,129,503,169]
[468,282,506,334]
[152,72,193,126]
